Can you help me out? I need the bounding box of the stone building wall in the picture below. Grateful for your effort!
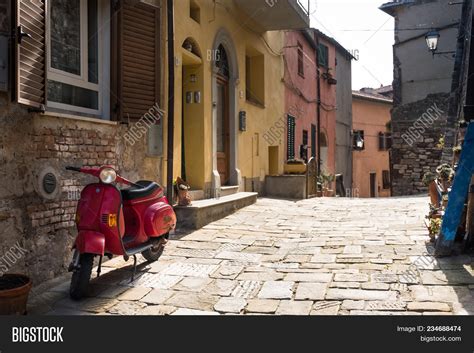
[0,92,163,284]
[390,93,449,195]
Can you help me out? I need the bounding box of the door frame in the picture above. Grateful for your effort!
[216,74,230,185]
[370,172,377,198]
[211,28,241,196]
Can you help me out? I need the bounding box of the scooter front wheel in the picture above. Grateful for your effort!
[70,253,94,300]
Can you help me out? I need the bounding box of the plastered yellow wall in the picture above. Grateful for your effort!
[162,0,285,191]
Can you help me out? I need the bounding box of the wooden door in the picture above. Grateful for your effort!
[216,76,230,185]
[370,173,377,198]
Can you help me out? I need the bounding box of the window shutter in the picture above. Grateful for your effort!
[113,1,160,122]
[15,0,46,110]
[287,115,295,160]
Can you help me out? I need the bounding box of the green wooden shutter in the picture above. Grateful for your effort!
[287,115,296,160]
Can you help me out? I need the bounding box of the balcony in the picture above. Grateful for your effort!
[234,0,310,32]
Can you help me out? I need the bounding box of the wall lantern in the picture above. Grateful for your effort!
[425,29,455,57]
[425,30,440,53]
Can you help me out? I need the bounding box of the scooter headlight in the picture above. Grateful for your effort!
[99,168,117,184]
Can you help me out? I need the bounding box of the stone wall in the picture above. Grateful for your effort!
[390,93,449,195]
[0,93,163,285]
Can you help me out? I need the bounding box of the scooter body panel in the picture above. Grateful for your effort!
[122,187,176,246]
[76,184,125,256]
[75,230,106,255]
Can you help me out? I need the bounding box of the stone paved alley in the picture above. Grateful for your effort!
[28,196,474,315]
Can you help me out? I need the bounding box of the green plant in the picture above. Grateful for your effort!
[436,135,445,150]
[318,172,335,190]
[453,145,462,154]
[422,172,436,187]
[436,164,454,181]
[428,218,442,236]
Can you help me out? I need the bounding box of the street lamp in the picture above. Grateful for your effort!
[425,29,455,57]
[425,30,440,53]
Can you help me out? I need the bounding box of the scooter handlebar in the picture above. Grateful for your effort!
[65,166,82,172]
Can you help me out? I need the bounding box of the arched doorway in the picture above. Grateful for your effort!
[211,29,240,192]
[215,44,230,185]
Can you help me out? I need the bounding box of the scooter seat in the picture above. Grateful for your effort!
[121,181,162,201]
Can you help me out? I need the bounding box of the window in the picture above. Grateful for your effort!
[287,115,296,160]
[47,0,109,117]
[382,170,391,189]
[245,47,265,106]
[317,43,328,68]
[353,130,365,151]
[297,42,304,77]
[190,0,200,24]
[379,132,392,151]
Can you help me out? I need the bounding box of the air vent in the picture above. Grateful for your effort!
[42,173,57,194]
[101,214,109,224]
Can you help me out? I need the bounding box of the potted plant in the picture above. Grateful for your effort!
[318,172,335,197]
[284,159,307,175]
[0,274,32,315]
[174,177,191,206]
[436,163,454,192]
[427,218,442,242]
[422,171,439,207]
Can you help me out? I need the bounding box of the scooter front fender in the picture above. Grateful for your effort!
[75,230,105,256]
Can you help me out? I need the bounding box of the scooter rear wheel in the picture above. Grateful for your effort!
[70,253,94,300]
[142,236,167,262]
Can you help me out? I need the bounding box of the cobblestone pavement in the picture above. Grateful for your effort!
[29,196,474,315]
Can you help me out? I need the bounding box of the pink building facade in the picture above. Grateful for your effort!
[283,29,337,177]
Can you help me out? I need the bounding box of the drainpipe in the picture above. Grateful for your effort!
[166,0,175,203]
[315,32,322,178]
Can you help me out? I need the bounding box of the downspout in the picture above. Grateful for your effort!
[166,0,175,202]
[315,32,322,179]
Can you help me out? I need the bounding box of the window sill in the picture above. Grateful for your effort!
[41,111,118,126]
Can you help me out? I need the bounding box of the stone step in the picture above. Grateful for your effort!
[220,185,240,197]
[175,192,258,230]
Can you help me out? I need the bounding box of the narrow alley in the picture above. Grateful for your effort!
[28,196,474,316]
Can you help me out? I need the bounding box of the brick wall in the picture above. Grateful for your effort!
[0,93,163,284]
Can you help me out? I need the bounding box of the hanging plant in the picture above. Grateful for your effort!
[436,135,445,150]
[422,172,436,187]
[436,164,454,181]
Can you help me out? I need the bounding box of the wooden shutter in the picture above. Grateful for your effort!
[113,1,160,122]
[15,0,46,110]
[287,115,296,160]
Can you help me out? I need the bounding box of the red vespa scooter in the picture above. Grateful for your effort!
[66,165,176,300]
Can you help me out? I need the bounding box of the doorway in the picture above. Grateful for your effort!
[216,75,230,185]
[370,172,377,198]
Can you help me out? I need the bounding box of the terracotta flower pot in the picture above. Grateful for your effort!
[428,181,439,207]
[178,190,191,206]
[0,274,32,315]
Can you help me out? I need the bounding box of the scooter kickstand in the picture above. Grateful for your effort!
[97,256,103,278]
[131,255,138,283]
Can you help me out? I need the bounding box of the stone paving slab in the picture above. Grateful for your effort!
[31,196,474,316]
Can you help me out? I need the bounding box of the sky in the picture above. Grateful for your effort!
[308,0,395,90]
